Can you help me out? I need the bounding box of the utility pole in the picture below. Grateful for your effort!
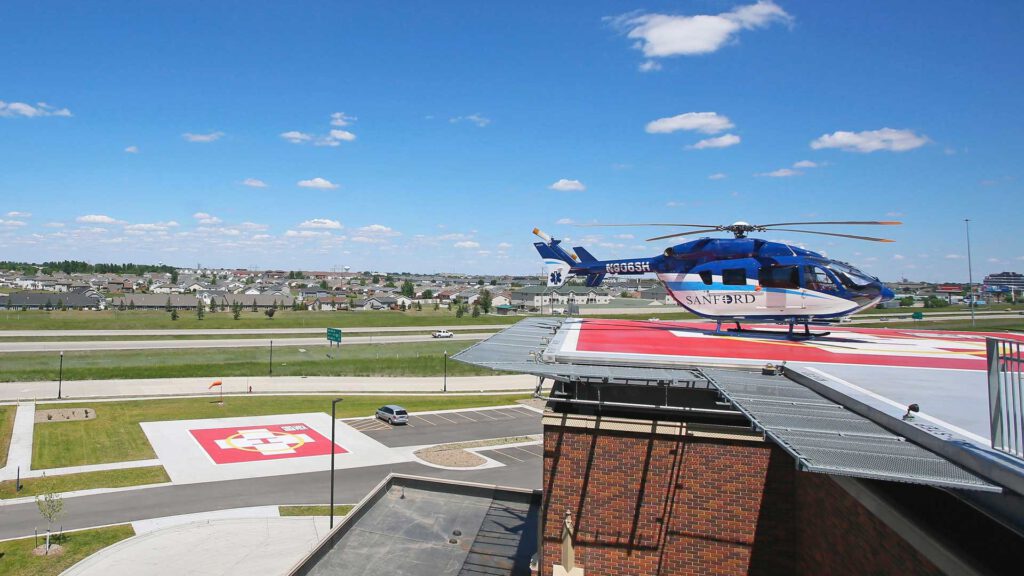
[58,351,64,399]
[965,219,975,328]
[329,398,344,529]
[443,351,448,392]
[269,340,273,376]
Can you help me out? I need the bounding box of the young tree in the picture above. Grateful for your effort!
[170,269,179,284]
[45,298,53,310]
[232,304,241,321]
[415,301,422,311]
[422,289,434,300]
[265,308,276,319]
[57,298,65,311]
[456,305,465,318]
[211,275,218,286]
[251,299,258,313]
[171,308,179,321]
[433,302,439,311]
[400,279,415,297]
[35,475,65,553]
[165,296,173,312]
[472,303,481,317]
[196,299,205,320]
[899,296,915,307]
[319,280,328,289]
[399,302,407,311]
[479,289,493,314]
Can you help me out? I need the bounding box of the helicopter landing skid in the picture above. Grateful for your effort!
[714,319,831,340]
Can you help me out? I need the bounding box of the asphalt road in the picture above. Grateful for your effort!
[0,406,543,539]
[0,332,491,353]
[0,325,511,337]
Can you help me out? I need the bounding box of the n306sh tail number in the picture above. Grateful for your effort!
[605,261,651,274]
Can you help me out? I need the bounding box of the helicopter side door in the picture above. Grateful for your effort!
[677,259,763,317]
[757,265,803,312]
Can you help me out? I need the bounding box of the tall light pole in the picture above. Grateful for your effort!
[965,219,975,328]
[329,397,343,529]
[269,340,273,376]
[57,351,64,399]
[443,350,448,393]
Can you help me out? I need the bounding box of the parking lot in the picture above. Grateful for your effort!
[343,405,542,448]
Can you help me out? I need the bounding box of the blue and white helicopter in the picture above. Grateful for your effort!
[533,220,899,338]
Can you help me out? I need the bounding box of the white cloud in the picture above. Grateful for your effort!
[280,131,313,144]
[192,212,222,225]
[614,233,635,240]
[708,173,727,180]
[556,218,575,225]
[299,218,343,229]
[613,1,792,59]
[893,254,905,260]
[182,131,224,143]
[549,179,586,192]
[0,101,72,118]
[351,236,385,244]
[44,222,64,228]
[497,242,513,249]
[327,129,356,142]
[124,145,139,154]
[757,168,801,177]
[793,160,817,168]
[6,211,31,218]
[886,211,904,217]
[297,177,340,189]
[449,114,491,127]
[238,221,268,230]
[690,134,741,149]
[454,241,481,249]
[810,128,929,153]
[76,214,123,224]
[944,254,964,260]
[242,178,268,188]
[646,112,734,135]
[330,112,357,127]
[285,230,331,238]
[357,224,400,237]
[0,219,26,227]
[125,221,179,232]
[638,60,662,72]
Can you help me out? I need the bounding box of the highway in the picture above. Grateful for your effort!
[0,406,543,540]
[0,332,492,353]
[0,325,511,337]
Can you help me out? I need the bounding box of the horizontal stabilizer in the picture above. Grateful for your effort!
[574,247,598,263]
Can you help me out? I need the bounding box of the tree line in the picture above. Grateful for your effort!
[0,260,175,276]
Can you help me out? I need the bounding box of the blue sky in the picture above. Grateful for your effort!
[2,1,1021,281]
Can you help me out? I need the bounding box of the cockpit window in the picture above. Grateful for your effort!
[827,263,876,289]
[722,268,746,286]
[698,270,713,285]
[802,266,838,293]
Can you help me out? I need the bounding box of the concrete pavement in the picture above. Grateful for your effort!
[0,403,35,481]
[0,374,539,401]
[0,331,491,353]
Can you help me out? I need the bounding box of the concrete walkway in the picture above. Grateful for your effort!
[62,516,330,576]
[0,374,539,402]
[0,325,511,337]
[0,403,35,481]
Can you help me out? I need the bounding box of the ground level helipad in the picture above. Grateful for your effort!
[548,319,1024,442]
[142,413,411,484]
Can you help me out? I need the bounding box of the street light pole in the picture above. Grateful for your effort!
[965,219,975,328]
[269,339,273,376]
[329,397,344,529]
[58,351,64,399]
[443,351,448,393]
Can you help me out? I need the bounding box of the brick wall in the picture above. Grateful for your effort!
[542,420,945,576]
[542,424,774,576]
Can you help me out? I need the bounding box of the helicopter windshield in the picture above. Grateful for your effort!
[826,262,877,289]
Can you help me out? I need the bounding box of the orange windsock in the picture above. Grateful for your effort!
[209,380,223,389]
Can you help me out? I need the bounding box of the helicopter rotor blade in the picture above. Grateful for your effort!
[576,223,720,228]
[758,220,902,227]
[646,229,721,242]
[766,228,896,242]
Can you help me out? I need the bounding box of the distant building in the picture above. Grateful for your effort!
[984,271,1024,290]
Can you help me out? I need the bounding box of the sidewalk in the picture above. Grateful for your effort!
[0,403,35,481]
[0,373,540,402]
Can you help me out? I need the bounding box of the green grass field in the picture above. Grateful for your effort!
[279,504,354,517]
[0,328,500,343]
[0,525,135,576]
[0,309,519,330]
[0,466,169,499]
[0,341,493,382]
[0,405,14,468]
[33,394,530,469]
[857,318,1024,331]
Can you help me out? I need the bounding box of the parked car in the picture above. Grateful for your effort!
[839,316,854,323]
[375,405,409,425]
[432,329,453,338]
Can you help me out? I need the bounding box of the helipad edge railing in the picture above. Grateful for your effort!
[988,337,1024,459]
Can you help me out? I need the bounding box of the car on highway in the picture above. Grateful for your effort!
[375,405,409,425]
[432,330,454,338]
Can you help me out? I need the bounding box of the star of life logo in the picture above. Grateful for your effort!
[190,422,347,464]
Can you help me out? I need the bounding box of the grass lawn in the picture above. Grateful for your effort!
[0,309,518,331]
[0,340,494,382]
[0,406,14,468]
[0,327,500,343]
[33,394,530,469]
[0,466,169,499]
[857,318,1024,331]
[279,504,354,517]
[0,524,135,576]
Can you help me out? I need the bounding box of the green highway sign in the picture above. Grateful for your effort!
[327,328,343,343]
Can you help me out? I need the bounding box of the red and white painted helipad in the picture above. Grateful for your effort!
[548,319,1024,442]
[552,318,1023,371]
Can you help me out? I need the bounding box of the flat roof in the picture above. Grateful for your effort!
[288,475,539,576]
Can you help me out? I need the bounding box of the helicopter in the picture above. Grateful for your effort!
[533,220,899,339]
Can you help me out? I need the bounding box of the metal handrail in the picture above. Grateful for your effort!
[987,337,1024,458]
